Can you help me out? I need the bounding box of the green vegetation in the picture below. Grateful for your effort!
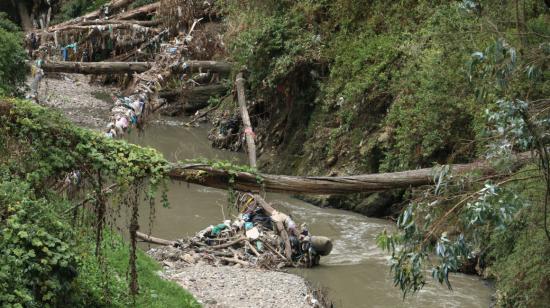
[53,0,110,24]
[0,13,27,97]
[219,0,550,306]
[0,98,199,307]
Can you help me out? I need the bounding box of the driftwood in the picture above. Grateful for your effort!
[117,2,161,20]
[47,0,136,31]
[166,151,536,195]
[160,84,228,114]
[159,84,227,100]
[136,231,176,246]
[172,60,233,75]
[50,19,161,32]
[236,72,257,168]
[144,192,325,269]
[40,61,152,74]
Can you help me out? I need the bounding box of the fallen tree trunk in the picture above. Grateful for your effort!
[40,61,152,74]
[48,0,136,31]
[46,23,159,33]
[117,2,160,20]
[57,19,162,29]
[172,60,233,75]
[236,72,257,168]
[159,84,227,101]
[136,231,176,246]
[159,84,228,114]
[166,151,535,194]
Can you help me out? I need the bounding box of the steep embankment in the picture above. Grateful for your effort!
[210,1,549,216]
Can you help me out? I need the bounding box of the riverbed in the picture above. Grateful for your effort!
[33,75,493,307]
[127,119,494,308]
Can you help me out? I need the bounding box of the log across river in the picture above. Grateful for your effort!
[125,117,494,308]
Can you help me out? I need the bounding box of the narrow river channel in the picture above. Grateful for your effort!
[126,117,494,308]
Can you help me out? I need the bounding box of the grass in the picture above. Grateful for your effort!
[102,234,201,308]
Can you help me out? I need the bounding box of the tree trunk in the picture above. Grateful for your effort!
[159,84,228,114]
[40,61,152,74]
[117,2,160,20]
[236,73,257,168]
[172,60,233,75]
[166,151,535,195]
[15,0,33,31]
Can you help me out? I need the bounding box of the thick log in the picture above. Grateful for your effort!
[47,23,159,33]
[40,61,152,74]
[236,73,257,168]
[173,61,233,75]
[160,84,228,114]
[166,151,535,195]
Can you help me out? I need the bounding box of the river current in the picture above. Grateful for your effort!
[127,118,493,308]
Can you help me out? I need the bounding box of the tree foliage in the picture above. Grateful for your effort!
[0,13,27,97]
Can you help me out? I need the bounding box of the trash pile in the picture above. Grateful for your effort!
[147,193,333,270]
[105,94,145,138]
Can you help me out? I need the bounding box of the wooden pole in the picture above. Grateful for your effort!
[236,72,257,168]
[40,61,152,75]
[172,61,233,75]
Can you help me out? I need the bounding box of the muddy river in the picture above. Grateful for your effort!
[127,117,493,308]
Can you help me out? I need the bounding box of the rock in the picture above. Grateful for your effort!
[325,155,338,167]
[181,253,196,264]
[354,190,404,217]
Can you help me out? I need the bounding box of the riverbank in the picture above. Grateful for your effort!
[28,74,327,308]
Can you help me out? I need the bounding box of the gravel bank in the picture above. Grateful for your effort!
[30,74,114,129]
[149,246,322,307]
[160,264,316,308]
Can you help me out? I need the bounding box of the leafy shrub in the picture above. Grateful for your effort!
[0,13,27,97]
[0,180,79,306]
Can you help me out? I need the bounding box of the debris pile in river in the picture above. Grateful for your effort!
[145,193,333,270]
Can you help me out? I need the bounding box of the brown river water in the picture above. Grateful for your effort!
[125,117,493,308]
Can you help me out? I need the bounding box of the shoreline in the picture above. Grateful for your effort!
[29,74,328,308]
[149,245,322,307]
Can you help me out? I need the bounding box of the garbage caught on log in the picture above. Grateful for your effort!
[145,193,333,269]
